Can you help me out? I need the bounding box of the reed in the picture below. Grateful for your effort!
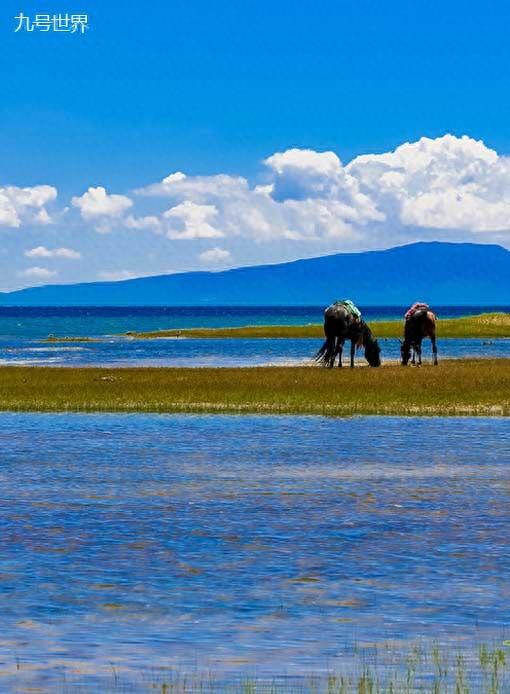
[13,642,510,692]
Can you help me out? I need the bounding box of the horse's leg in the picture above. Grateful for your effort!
[324,335,335,368]
[431,334,438,365]
[350,339,356,368]
[411,346,416,365]
[327,337,337,368]
[417,340,422,366]
[329,337,337,367]
[337,339,344,367]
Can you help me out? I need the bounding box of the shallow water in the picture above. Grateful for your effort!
[2,304,507,369]
[1,305,506,339]
[0,414,509,690]
[1,335,509,367]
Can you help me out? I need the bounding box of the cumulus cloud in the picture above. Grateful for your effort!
[10,133,510,292]
[347,134,510,232]
[124,214,162,231]
[125,201,226,239]
[163,201,223,239]
[0,185,57,228]
[199,247,233,266]
[134,164,377,244]
[138,172,248,199]
[265,149,343,200]
[19,266,57,279]
[25,246,81,259]
[130,135,510,250]
[72,186,133,221]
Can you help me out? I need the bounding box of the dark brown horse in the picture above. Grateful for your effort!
[315,303,381,368]
[400,309,438,366]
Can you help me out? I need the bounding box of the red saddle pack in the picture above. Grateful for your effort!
[404,302,430,320]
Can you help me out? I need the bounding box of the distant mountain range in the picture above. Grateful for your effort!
[1,242,509,306]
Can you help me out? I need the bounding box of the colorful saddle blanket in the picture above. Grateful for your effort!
[405,302,430,320]
[335,299,362,320]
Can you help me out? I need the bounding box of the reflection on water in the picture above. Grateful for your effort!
[0,336,509,367]
[0,414,509,690]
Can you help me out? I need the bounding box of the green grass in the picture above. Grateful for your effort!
[126,312,510,339]
[45,335,97,343]
[0,360,509,415]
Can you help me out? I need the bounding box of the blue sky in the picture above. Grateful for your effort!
[2,0,510,290]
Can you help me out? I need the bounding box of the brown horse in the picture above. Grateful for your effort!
[400,308,438,366]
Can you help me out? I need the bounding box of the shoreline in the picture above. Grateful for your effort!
[39,313,510,342]
[1,360,508,416]
[124,312,510,339]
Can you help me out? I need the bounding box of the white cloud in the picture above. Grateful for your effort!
[138,172,248,199]
[347,134,510,232]
[19,266,57,279]
[162,171,186,184]
[129,135,510,249]
[198,247,233,266]
[0,185,57,228]
[265,149,343,201]
[163,201,223,239]
[132,149,383,245]
[25,246,81,259]
[124,214,162,231]
[8,133,510,293]
[72,186,133,220]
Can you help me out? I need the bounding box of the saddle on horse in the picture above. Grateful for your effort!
[334,299,362,321]
[404,302,430,321]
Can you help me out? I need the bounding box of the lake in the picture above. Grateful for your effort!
[1,336,509,368]
[1,413,509,691]
[1,305,508,339]
[1,305,508,369]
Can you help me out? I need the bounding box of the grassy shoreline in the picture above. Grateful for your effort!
[1,360,508,416]
[123,312,510,340]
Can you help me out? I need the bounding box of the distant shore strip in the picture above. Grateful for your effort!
[124,312,509,340]
[45,312,510,342]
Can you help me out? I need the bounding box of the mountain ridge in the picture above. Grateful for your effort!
[2,242,509,306]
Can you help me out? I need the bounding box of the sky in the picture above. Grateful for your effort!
[2,0,510,290]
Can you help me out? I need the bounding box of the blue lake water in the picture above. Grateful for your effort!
[0,414,509,691]
[0,305,507,339]
[0,336,509,368]
[1,305,507,368]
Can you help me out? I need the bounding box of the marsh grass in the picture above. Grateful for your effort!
[0,360,509,415]
[127,313,510,340]
[13,643,510,692]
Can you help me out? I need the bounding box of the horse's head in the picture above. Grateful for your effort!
[400,339,411,366]
[365,338,381,367]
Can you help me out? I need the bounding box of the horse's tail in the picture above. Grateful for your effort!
[314,336,336,366]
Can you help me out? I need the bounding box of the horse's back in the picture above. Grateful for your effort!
[324,303,361,340]
[325,302,347,319]
[405,309,436,339]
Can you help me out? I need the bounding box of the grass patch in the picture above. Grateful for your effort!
[45,335,98,343]
[127,312,510,339]
[0,360,509,415]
